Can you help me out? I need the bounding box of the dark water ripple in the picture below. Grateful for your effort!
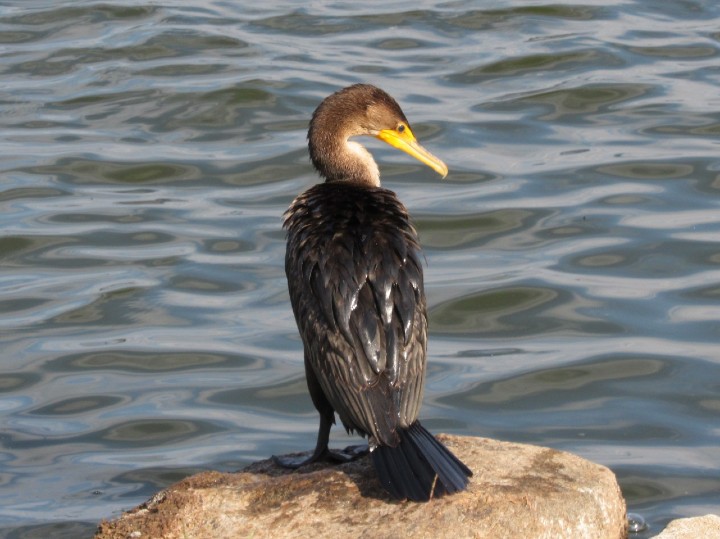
[1,1,720,537]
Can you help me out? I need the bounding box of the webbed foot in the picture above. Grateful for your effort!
[273,444,368,469]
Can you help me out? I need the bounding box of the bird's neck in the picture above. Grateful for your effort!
[310,134,381,187]
[342,140,380,187]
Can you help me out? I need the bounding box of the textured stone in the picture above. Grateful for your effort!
[94,435,626,539]
[651,514,720,539]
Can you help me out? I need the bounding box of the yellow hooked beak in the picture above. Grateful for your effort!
[376,125,448,178]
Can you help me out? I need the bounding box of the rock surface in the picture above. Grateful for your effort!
[95,435,626,539]
[651,514,720,538]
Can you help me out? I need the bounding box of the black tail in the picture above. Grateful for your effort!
[371,421,472,502]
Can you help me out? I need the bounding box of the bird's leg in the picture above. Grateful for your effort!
[272,411,368,469]
[272,409,332,468]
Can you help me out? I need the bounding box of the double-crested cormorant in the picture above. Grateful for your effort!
[281,84,472,502]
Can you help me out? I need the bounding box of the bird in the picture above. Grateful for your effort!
[280,84,472,502]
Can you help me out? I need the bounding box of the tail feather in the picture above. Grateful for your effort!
[371,421,472,502]
[411,422,472,491]
[384,436,431,501]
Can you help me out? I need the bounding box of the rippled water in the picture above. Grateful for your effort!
[1,1,719,537]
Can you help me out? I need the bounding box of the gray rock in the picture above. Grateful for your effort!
[95,435,626,539]
[651,514,720,538]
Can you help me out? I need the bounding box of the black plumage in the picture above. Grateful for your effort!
[281,84,471,501]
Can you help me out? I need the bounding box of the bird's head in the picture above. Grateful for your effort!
[308,84,448,185]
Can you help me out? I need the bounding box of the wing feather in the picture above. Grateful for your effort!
[284,183,427,446]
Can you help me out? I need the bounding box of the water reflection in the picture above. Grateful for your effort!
[465,356,664,405]
[417,209,538,250]
[45,351,250,372]
[102,419,218,446]
[511,84,653,121]
[28,395,125,416]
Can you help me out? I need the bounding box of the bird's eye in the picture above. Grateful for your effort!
[397,124,406,133]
